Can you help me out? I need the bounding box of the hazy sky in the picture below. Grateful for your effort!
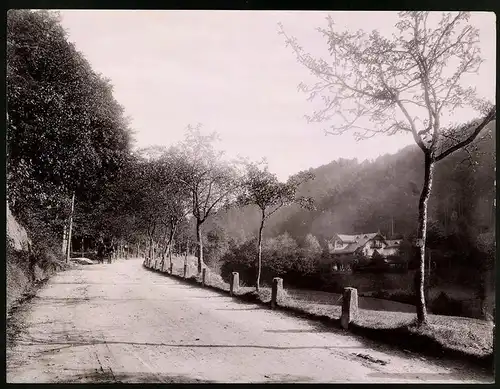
[58,11,496,180]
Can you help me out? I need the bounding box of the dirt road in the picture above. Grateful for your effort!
[6,258,493,383]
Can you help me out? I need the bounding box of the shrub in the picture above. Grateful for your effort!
[431,292,464,316]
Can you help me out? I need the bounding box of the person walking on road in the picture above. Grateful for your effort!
[97,238,105,264]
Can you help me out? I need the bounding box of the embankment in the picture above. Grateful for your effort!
[6,204,68,314]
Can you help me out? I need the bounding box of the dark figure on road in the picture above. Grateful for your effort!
[97,239,105,264]
[104,241,115,264]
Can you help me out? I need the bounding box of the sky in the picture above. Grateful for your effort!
[57,11,496,181]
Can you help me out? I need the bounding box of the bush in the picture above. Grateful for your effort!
[220,233,323,288]
[204,226,231,272]
[220,238,257,283]
[431,292,464,316]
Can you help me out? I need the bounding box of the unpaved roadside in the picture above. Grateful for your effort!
[6,258,494,383]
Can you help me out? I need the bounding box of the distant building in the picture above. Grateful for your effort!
[327,232,402,270]
[383,239,403,256]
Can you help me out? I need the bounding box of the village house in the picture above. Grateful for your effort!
[326,232,402,271]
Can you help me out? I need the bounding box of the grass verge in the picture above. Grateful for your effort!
[143,258,494,373]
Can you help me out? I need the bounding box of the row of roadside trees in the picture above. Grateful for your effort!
[108,125,316,291]
[6,9,314,293]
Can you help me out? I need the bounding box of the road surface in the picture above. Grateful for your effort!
[6,258,493,383]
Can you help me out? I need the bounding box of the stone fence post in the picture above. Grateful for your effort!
[230,272,239,295]
[341,287,358,329]
[271,277,283,309]
[183,264,188,278]
[202,268,207,286]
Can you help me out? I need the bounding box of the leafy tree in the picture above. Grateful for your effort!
[280,11,495,324]
[178,125,241,273]
[7,9,131,257]
[128,152,185,260]
[302,233,323,258]
[263,233,301,276]
[237,163,314,291]
[204,224,231,273]
[138,147,192,266]
[220,238,257,283]
[8,10,131,202]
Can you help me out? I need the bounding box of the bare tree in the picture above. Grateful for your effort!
[238,163,314,291]
[279,11,495,324]
[152,150,192,268]
[178,125,241,274]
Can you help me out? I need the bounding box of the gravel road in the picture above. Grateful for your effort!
[6,258,493,383]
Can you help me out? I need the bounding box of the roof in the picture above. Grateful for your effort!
[385,239,402,248]
[332,243,362,255]
[332,233,385,255]
[336,233,379,243]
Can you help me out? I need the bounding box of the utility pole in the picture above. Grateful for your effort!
[391,217,394,238]
[66,191,75,263]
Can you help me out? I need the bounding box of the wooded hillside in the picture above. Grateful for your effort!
[207,121,495,256]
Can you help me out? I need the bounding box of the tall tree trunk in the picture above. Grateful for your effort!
[169,239,174,267]
[148,222,156,259]
[148,236,153,259]
[196,219,204,273]
[169,222,178,256]
[256,211,265,292]
[416,152,435,325]
[162,221,178,267]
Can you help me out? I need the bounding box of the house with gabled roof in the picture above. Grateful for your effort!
[327,232,402,261]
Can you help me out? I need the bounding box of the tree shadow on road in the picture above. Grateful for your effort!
[367,372,467,382]
[57,368,217,383]
[216,307,265,311]
[54,368,318,383]
[265,328,334,334]
[51,282,143,285]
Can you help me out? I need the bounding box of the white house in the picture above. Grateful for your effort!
[328,232,402,258]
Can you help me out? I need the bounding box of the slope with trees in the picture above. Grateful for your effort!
[7,10,132,269]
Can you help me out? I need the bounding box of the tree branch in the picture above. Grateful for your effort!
[435,107,496,162]
[394,95,428,152]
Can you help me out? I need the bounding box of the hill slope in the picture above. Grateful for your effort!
[207,123,495,248]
